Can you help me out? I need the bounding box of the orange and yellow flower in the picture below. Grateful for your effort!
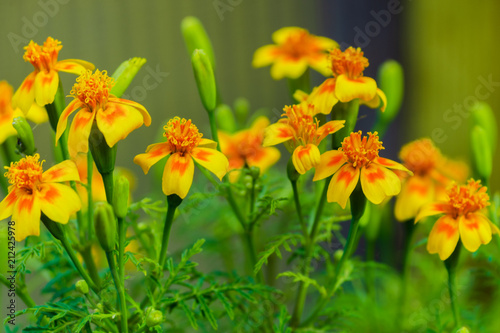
[13,37,94,113]
[219,116,280,182]
[263,103,345,174]
[0,81,48,144]
[55,69,151,157]
[0,154,81,241]
[313,131,411,208]
[252,27,338,80]
[394,139,469,221]
[134,117,229,198]
[306,47,386,114]
[415,179,499,260]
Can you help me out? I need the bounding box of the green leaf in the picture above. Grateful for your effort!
[180,300,199,330]
[277,271,327,297]
[215,291,234,320]
[196,295,218,330]
[254,233,303,275]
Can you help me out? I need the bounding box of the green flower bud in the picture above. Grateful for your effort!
[249,166,261,180]
[456,327,470,333]
[377,60,404,122]
[89,122,117,175]
[146,309,164,327]
[470,102,497,154]
[192,49,217,112]
[471,125,492,181]
[234,97,250,126]
[110,57,147,98]
[94,202,117,252]
[75,280,89,294]
[12,117,35,155]
[215,104,237,132]
[181,16,216,70]
[113,176,130,219]
[334,249,344,262]
[287,158,300,182]
[41,215,65,241]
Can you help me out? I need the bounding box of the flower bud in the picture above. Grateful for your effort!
[377,60,404,121]
[456,328,470,333]
[89,122,117,175]
[111,57,147,98]
[470,101,497,154]
[75,280,89,294]
[470,125,492,181]
[113,176,130,219]
[12,116,35,155]
[234,97,250,126]
[181,16,216,70]
[249,166,261,180]
[94,202,116,252]
[287,158,300,182]
[146,308,164,327]
[334,249,344,262]
[215,104,237,132]
[292,144,320,175]
[192,49,217,112]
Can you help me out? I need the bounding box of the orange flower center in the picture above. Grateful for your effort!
[4,154,44,193]
[164,117,202,155]
[71,69,114,111]
[447,179,490,217]
[341,131,384,168]
[399,139,441,175]
[330,47,368,79]
[236,131,263,161]
[278,30,322,60]
[282,104,321,148]
[23,37,62,73]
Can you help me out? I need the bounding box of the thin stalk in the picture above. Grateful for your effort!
[244,230,263,283]
[159,195,182,268]
[106,251,128,333]
[291,179,308,237]
[102,172,114,205]
[60,236,99,295]
[87,152,94,238]
[208,111,220,150]
[0,274,36,308]
[80,246,101,290]
[444,245,461,328]
[118,217,126,287]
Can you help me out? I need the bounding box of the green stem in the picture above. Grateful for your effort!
[0,274,36,308]
[208,111,220,151]
[159,195,182,268]
[106,251,128,333]
[87,152,94,238]
[102,172,114,205]
[118,217,126,287]
[444,245,461,328]
[291,179,308,237]
[244,230,263,283]
[80,246,101,290]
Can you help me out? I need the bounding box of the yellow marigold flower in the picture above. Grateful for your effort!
[219,116,280,182]
[55,69,151,157]
[252,27,338,80]
[0,154,81,241]
[415,179,499,260]
[395,139,469,221]
[0,81,48,144]
[134,117,229,199]
[13,37,94,113]
[306,47,387,114]
[263,103,345,174]
[313,131,411,208]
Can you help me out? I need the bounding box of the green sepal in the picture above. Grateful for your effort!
[470,101,497,154]
[111,57,147,98]
[192,49,217,112]
[94,202,117,253]
[12,117,35,155]
[181,16,216,70]
[113,176,130,219]
[470,125,492,182]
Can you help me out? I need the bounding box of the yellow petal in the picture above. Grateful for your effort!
[309,53,332,77]
[12,72,37,114]
[373,157,412,174]
[39,183,81,224]
[133,142,171,174]
[307,78,338,114]
[335,75,377,103]
[42,160,80,183]
[191,147,229,180]
[250,116,271,132]
[12,191,41,242]
[96,102,144,148]
[427,215,459,261]
[313,150,346,181]
[270,58,309,80]
[292,144,320,175]
[56,99,83,143]
[110,97,151,127]
[314,36,338,50]
[361,88,387,111]
[54,59,95,75]
[0,115,17,144]
[263,123,294,146]
[68,109,95,157]
[415,202,451,223]
[162,153,194,199]
[327,164,360,209]
[316,120,345,141]
[293,89,309,102]
[252,45,278,68]
[198,138,218,149]
[247,147,281,174]
[25,103,48,124]
[0,188,20,220]
[360,164,401,205]
[394,176,435,222]
[459,213,493,253]
[272,27,304,44]
[34,70,59,106]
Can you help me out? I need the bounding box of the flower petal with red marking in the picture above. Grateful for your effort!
[12,191,41,242]
[0,188,20,220]
[68,109,95,157]
[162,153,194,199]
[12,72,37,114]
[292,144,320,174]
[373,157,412,174]
[335,75,377,103]
[247,147,281,174]
[96,102,143,148]
[427,215,459,260]
[360,164,401,204]
[270,58,308,80]
[133,142,171,174]
[316,120,345,141]
[394,176,435,221]
[191,148,229,180]
[34,70,59,106]
[313,150,346,181]
[55,99,83,143]
[252,45,278,68]
[459,213,493,253]
[307,78,338,114]
[327,164,360,209]
[55,59,95,75]
[415,202,452,223]
[42,160,80,183]
[39,183,81,224]
[263,123,294,146]
[111,97,151,126]
[272,27,304,44]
